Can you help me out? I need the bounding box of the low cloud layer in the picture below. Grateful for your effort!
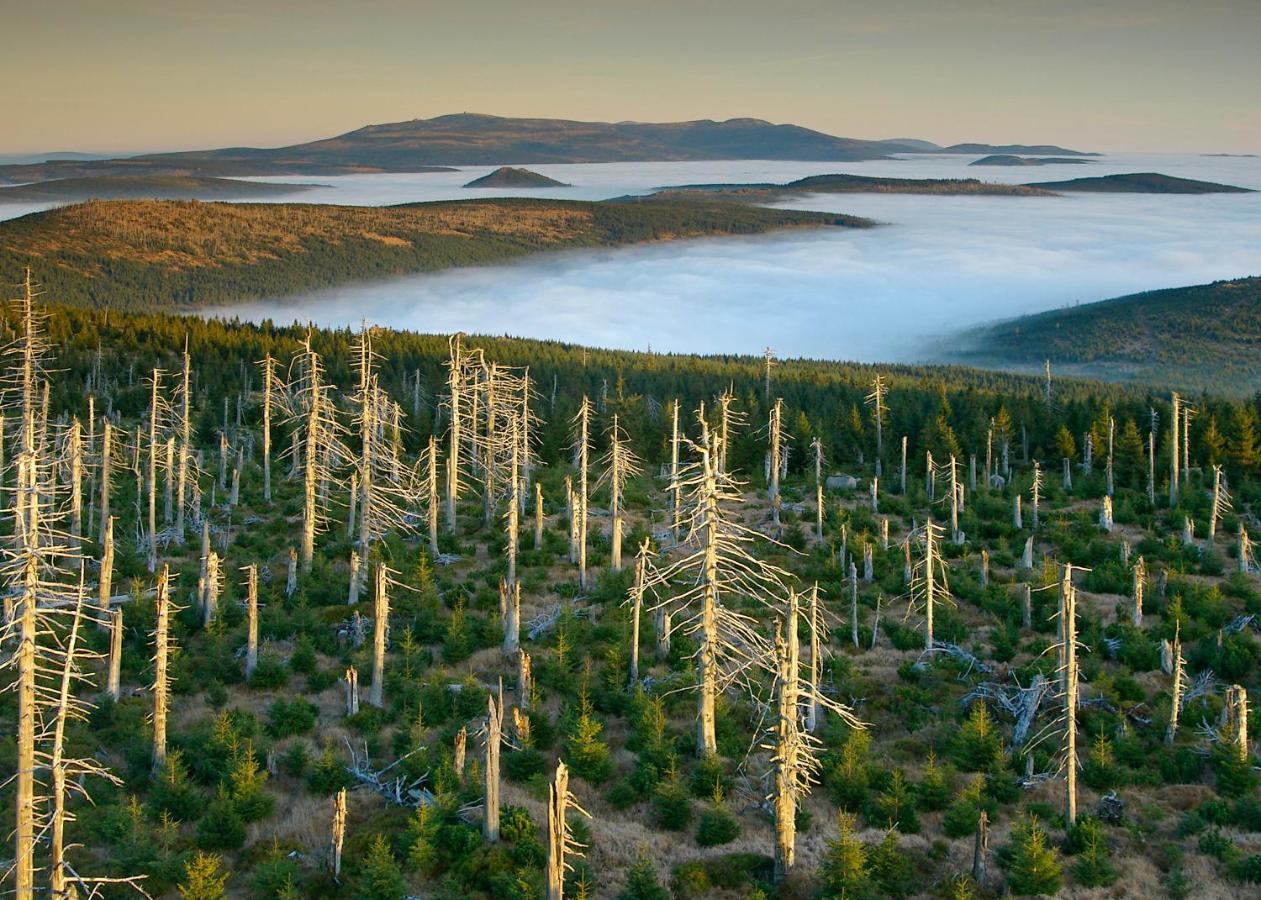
[209,155,1261,363]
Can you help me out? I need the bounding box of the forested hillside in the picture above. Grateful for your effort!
[954,277,1261,394]
[0,198,868,311]
[2,282,1261,899]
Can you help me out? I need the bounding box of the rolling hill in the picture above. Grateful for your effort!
[0,196,870,310]
[969,155,1092,166]
[0,174,317,202]
[1025,172,1254,194]
[949,277,1261,393]
[463,167,570,188]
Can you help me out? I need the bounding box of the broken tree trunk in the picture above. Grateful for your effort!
[330,789,347,879]
[484,691,503,841]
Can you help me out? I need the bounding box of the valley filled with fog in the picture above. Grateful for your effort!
[6,153,1259,361]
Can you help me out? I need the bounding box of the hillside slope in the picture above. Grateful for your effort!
[951,277,1261,392]
[1025,172,1253,193]
[0,197,869,310]
[0,174,317,202]
[463,166,570,188]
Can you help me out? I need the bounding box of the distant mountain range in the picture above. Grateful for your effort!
[949,277,1261,394]
[0,114,1095,184]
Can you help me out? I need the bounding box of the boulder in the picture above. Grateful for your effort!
[826,474,858,491]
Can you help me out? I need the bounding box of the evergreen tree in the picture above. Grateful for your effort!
[1002,814,1062,896]
[619,848,669,900]
[1230,405,1259,477]
[819,811,873,898]
[359,834,406,900]
[179,851,229,900]
[1054,425,1077,462]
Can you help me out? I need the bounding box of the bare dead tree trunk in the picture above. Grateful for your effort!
[670,400,681,540]
[369,564,388,708]
[628,541,649,686]
[575,397,591,589]
[772,611,799,882]
[152,566,173,771]
[972,809,990,888]
[534,480,544,551]
[807,583,822,732]
[1170,393,1181,505]
[428,436,441,556]
[1060,568,1078,826]
[769,398,784,535]
[900,435,908,494]
[106,606,124,701]
[245,563,259,679]
[1225,685,1249,761]
[454,726,467,781]
[1106,416,1115,497]
[518,648,532,710]
[1132,557,1145,626]
[546,761,589,900]
[98,516,114,613]
[347,550,361,605]
[345,667,360,716]
[503,580,520,654]
[331,788,346,879]
[261,353,275,503]
[484,691,503,841]
[1166,624,1184,745]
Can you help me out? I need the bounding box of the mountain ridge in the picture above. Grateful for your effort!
[0,113,1094,183]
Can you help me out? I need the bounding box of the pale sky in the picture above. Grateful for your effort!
[2,0,1258,155]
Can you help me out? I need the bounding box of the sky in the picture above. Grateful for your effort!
[2,0,1258,155]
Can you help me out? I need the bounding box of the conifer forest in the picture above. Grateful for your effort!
[1,272,1259,898]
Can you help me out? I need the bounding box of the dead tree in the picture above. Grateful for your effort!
[599,414,642,571]
[107,607,124,701]
[369,563,391,708]
[174,339,195,541]
[502,579,521,654]
[767,591,863,882]
[1167,623,1184,745]
[260,353,278,503]
[1170,393,1181,505]
[484,690,504,841]
[767,398,786,536]
[345,667,360,716]
[670,399,682,540]
[867,373,887,476]
[244,563,259,679]
[1057,568,1081,826]
[907,518,951,651]
[286,335,346,571]
[152,565,175,770]
[352,326,418,558]
[331,788,347,879]
[1132,557,1146,626]
[426,435,441,556]
[627,540,652,685]
[546,761,590,900]
[646,412,786,757]
[1224,685,1249,761]
[1106,416,1115,497]
[1209,465,1231,541]
[98,515,115,613]
[572,396,592,588]
[1030,461,1042,529]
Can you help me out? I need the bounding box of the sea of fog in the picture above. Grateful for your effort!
[4,152,1260,362]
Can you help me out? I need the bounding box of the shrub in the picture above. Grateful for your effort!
[695,805,741,847]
